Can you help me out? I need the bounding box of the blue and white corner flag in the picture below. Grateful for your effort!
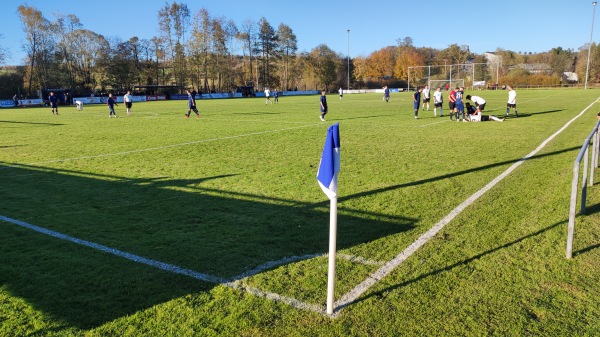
[317,123,340,200]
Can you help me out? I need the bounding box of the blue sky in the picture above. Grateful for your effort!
[1,0,598,65]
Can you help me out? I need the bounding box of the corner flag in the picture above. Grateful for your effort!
[317,123,341,316]
[317,123,341,200]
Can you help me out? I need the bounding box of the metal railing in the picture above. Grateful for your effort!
[566,119,600,258]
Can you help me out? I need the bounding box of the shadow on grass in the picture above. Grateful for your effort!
[354,220,565,304]
[573,202,600,256]
[504,109,563,119]
[0,162,414,329]
[574,243,600,257]
[339,146,579,203]
[583,202,600,216]
[0,120,64,126]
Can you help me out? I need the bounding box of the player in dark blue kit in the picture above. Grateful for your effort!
[107,93,118,118]
[455,87,466,122]
[319,90,328,121]
[185,89,200,118]
[49,91,59,115]
[384,86,390,102]
[413,87,422,119]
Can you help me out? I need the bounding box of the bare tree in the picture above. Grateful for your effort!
[18,5,54,96]
[276,23,297,91]
[150,36,165,86]
[237,18,256,87]
[69,29,109,91]
[190,8,212,92]
[0,34,8,66]
[223,19,239,92]
[53,14,83,90]
[157,2,191,88]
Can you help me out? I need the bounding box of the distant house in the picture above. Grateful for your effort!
[562,72,578,83]
[483,52,502,65]
[484,52,554,75]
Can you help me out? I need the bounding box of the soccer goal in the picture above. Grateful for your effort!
[409,63,495,90]
[429,79,464,90]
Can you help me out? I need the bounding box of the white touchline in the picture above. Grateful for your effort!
[1,123,323,169]
[0,214,325,314]
[0,215,227,284]
[330,97,600,317]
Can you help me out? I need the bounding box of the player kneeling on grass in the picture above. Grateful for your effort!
[466,102,503,122]
[75,100,83,111]
[466,94,486,115]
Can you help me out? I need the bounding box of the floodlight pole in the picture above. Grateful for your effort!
[585,2,597,90]
[347,29,350,91]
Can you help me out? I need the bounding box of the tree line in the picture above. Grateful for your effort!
[356,37,600,89]
[1,3,600,99]
[9,3,348,98]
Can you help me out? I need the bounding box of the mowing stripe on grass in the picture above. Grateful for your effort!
[0,123,322,169]
[331,97,600,317]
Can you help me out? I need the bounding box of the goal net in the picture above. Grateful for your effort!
[429,79,464,90]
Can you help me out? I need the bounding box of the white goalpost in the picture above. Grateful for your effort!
[408,63,497,91]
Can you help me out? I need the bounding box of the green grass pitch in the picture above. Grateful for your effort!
[1,89,600,336]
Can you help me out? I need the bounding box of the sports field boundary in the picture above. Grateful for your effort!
[1,96,597,318]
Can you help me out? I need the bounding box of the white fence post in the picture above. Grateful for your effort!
[582,147,589,215]
[567,162,579,259]
[566,120,600,259]
[591,133,597,187]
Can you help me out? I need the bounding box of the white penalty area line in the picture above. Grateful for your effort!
[330,96,600,317]
[0,123,323,169]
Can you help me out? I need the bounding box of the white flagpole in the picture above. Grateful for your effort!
[326,194,338,315]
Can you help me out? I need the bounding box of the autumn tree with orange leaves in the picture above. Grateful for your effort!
[394,47,425,82]
[364,46,395,79]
